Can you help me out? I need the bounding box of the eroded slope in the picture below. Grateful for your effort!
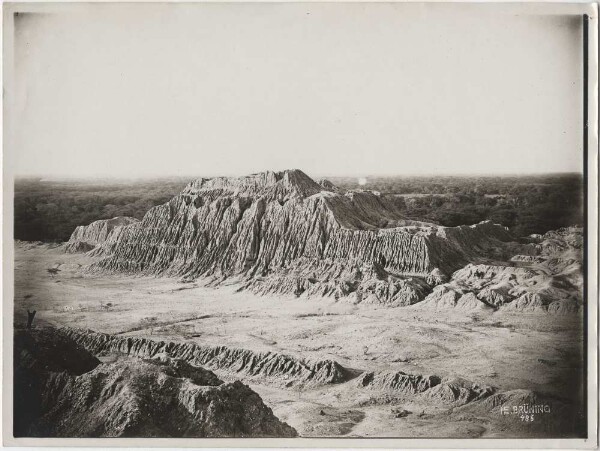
[68,170,520,306]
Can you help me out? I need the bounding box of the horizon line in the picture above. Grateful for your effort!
[12,170,584,182]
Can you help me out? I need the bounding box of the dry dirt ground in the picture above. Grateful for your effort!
[13,243,585,438]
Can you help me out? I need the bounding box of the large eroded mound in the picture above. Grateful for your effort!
[14,328,297,438]
[64,170,582,312]
[66,170,525,305]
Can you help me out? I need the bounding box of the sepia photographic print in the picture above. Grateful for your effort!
[2,1,598,448]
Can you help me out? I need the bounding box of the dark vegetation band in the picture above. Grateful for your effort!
[14,173,583,242]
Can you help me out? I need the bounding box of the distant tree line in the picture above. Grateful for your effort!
[330,173,584,237]
[14,178,189,242]
[14,174,583,242]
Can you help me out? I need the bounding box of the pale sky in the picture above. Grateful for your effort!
[9,3,584,178]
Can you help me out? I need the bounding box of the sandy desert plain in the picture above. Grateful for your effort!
[14,242,584,438]
[12,170,586,438]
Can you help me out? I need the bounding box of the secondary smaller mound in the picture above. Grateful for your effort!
[65,217,139,254]
[349,369,581,436]
[14,327,297,438]
[413,227,584,314]
[355,370,495,406]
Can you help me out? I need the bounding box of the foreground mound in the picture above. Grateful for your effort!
[14,328,297,438]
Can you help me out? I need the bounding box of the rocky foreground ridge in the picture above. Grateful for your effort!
[39,327,584,437]
[61,327,353,388]
[14,327,297,437]
[65,170,583,312]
